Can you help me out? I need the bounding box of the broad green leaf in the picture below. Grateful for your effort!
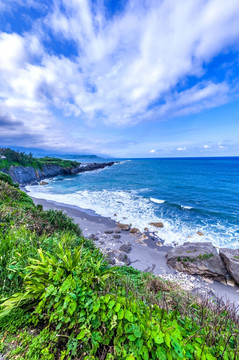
[77,329,85,340]
[125,309,134,322]
[154,331,164,344]
[165,333,171,348]
[108,300,115,309]
[156,346,167,360]
[115,303,121,312]
[118,308,124,320]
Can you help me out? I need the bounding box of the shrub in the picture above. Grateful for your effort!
[0,172,19,188]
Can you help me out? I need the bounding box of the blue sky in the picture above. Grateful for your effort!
[0,0,239,157]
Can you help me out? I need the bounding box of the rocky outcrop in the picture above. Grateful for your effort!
[219,248,239,285]
[1,162,115,185]
[149,222,164,228]
[166,242,227,280]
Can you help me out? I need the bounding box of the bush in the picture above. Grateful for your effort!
[0,172,19,188]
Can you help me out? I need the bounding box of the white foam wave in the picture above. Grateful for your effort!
[150,197,165,204]
[114,160,131,166]
[26,186,239,249]
[181,205,193,210]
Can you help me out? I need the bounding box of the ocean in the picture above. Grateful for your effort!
[26,157,239,248]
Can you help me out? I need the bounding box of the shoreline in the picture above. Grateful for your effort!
[29,194,239,307]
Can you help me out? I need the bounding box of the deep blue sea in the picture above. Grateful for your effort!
[26,157,239,248]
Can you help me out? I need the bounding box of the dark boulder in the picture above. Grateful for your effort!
[119,243,132,253]
[117,253,130,266]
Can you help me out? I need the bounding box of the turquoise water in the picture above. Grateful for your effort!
[26,157,239,248]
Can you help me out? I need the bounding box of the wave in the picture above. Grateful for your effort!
[113,160,132,166]
[150,197,165,204]
[25,185,239,249]
[181,205,193,210]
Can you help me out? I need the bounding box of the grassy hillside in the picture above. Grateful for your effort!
[0,173,238,359]
[0,148,79,171]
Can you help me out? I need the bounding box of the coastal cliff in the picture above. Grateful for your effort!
[1,161,114,185]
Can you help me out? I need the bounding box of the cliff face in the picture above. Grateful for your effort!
[1,162,114,185]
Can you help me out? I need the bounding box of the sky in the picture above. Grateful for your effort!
[0,0,239,157]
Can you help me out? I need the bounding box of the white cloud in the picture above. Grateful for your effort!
[149,149,155,153]
[177,147,187,151]
[1,0,239,151]
[203,144,210,149]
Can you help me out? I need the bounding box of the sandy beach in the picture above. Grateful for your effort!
[29,195,239,308]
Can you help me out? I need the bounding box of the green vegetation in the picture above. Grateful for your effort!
[0,174,238,359]
[0,147,79,171]
[178,253,214,263]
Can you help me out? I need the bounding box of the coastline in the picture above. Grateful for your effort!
[29,194,239,307]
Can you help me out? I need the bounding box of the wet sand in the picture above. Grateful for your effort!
[30,195,239,308]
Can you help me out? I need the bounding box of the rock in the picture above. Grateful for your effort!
[117,253,130,265]
[113,234,121,239]
[106,251,117,265]
[30,181,38,185]
[149,222,164,228]
[104,230,114,234]
[226,278,236,287]
[114,214,117,216]
[144,227,149,232]
[130,227,140,234]
[39,180,49,185]
[119,243,132,253]
[201,277,214,284]
[88,234,99,241]
[114,229,121,233]
[135,238,147,246]
[197,231,204,236]
[117,223,130,231]
[156,241,163,247]
[2,162,115,186]
[166,242,227,280]
[219,248,239,285]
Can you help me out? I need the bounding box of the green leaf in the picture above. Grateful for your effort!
[133,325,142,338]
[108,300,115,309]
[118,308,124,320]
[125,310,134,322]
[142,346,149,360]
[206,354,217,360]
[165,333,171,348]
[68,301,77,315]
[171,339,184,358]
[115,303,121,312]
[93,300,100,313]
[156,346,167,360]
[154,331,164,344]
[128,334,137,341]
[77,329,85,340]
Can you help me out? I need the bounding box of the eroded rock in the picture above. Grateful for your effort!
[130,227,140,234]
[117,223,130,231]
[219,248,239,285]
[149,222,164,228]
[166,242,227,280]
[39,180,49,185]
